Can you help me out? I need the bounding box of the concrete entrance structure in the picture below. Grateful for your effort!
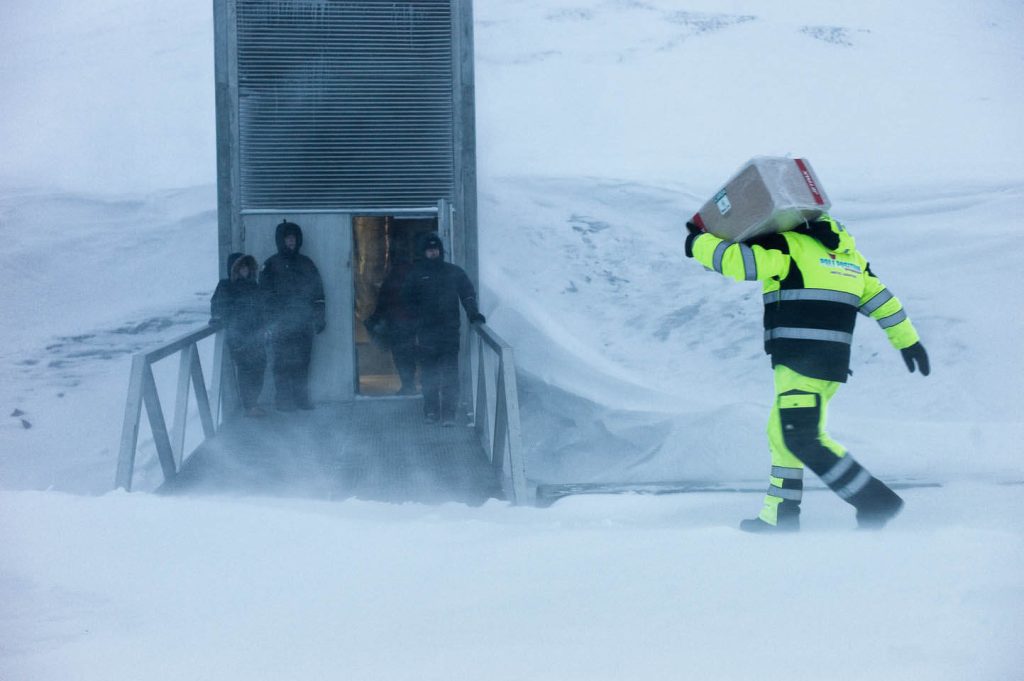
[118,0,529,504]
[213,0,479,403]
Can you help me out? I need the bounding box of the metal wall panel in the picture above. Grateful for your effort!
[242,212,356,401]
[236,0,455,209]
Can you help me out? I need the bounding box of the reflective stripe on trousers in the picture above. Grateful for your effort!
[767,465,804,501]
[759,365,845,525]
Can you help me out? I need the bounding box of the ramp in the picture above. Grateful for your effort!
[159,397,503,505]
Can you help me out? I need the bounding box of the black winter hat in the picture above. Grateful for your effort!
[417,232,444,258]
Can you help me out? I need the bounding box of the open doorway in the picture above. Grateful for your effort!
[352,214,438,396]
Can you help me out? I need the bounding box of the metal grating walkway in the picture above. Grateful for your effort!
[159,398,502,505]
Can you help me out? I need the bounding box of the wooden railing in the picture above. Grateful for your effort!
[468,322,530,504]
[115,324,225,491]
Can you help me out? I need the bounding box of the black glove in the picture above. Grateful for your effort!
[684,221,704,259]
[469,312,486,325]
[900,341,930,376]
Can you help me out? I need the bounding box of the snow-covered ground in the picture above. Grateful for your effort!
[1,1,1023,679]
[4,485,1023,681]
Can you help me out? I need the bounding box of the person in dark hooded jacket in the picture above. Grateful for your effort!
[366,248,418,395]
[259,220,326,411]
[401,232,485,424]
[211,253,268,417]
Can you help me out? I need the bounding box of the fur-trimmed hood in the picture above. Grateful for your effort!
[230,254,259,282]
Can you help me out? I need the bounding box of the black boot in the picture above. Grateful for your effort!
[850,478,904,529]
[739,502,800,533]
[739,516,800,533]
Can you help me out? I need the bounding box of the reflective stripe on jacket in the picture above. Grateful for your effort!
[690,215,920,382]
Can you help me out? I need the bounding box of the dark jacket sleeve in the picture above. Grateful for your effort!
[258,259,275,300]
[313,267,325,307]
[308,260,326,330]
[375,265,408,319]
[457,269,481,319]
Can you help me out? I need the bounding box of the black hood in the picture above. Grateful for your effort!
[415,231,445,261]
[275,220,304,254]
[793,217,842,251]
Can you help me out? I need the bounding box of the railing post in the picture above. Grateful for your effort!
[115,354,148,491]
[170,344,195,468]
[210,330,227,426]
[459,314,473,420]
[492,359,509,473]
[191,346,216,438]
[474,338,489,450]
[499,347,528,504]
[142,364,179,481]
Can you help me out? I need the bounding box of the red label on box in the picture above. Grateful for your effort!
[795,158,825,205]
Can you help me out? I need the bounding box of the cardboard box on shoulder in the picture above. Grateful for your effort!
[691,157,831,242]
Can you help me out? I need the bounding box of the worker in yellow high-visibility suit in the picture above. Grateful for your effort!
[684,215,930,532]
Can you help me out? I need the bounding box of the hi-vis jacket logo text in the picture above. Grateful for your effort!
[820,253,862,276]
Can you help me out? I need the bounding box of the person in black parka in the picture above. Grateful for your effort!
[366,247,418,395]
[211,253,268,417]
[259,220,326,411]
[401,232,485,424]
